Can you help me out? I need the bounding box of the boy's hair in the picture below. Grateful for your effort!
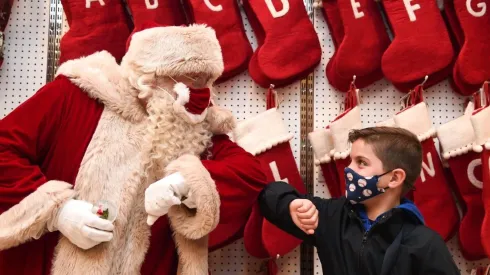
[348,126,423,194]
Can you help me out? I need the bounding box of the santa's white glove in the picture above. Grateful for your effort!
[145,172,197,226]
[52,199,114,250]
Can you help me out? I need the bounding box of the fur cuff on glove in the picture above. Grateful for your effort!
[165,154,220,275]
[0,180,75,250]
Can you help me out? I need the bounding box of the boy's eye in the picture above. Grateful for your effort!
[358,160,368,166]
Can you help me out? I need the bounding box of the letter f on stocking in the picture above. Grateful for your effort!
[403,0,421,21]
[270,161,289,183]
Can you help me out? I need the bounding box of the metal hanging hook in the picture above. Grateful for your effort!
[421,75,429,86]
[351,75,357,85]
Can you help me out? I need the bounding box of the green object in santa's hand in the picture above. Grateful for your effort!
[101,209,109,220]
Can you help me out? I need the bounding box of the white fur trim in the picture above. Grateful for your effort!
[174,82,190,105]
[376,118,396,127]
[233,108,293,156]
[394,102,436,142]
[56,51,146,123]
[330,106,362,160]
[437,113,475,159]
[471,106,490,148]
[122,25,224,85]
[0,180,75,251]
[308,128,334,165]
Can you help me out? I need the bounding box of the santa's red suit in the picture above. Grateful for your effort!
[0,25,267,274]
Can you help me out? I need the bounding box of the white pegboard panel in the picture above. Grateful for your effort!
[209,6,302,274]
[0,0,49,117]
[312,7,490,275]
[59,3,302,275]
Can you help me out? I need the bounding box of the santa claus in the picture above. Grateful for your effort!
[0,24,267,274]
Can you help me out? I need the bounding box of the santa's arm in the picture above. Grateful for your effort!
[202,135,268,222]
[0,79,76,250]
[163,135,267,238]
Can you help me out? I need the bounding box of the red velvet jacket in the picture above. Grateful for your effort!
[0,54,267,274]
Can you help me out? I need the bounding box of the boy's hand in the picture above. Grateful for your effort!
[289,199,319,235]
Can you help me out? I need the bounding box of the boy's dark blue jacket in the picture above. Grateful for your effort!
[259,181,460,275]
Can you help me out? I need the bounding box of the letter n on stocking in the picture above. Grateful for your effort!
[395,102,459,241]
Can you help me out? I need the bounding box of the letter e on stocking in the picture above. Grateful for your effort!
[266,0,289,18]
[269,161,289,183]
[86,0,105,8]
[467,0,487,17]
[350,0,364,18]
[420,152,436,182]
[403,0,421,21]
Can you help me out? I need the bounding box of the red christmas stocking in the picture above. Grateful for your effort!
[313,0,345,48]
[443,0,465,49]
[452,0,490,94]
[381,0,454,87]
[437,109,485,260]
[243,0,321,88]
[394,101,459,240]
[0,0,13,68]
[309,128,342,198]
[235,108,305,266]
[183,0,252,83]
[326,0,390,91]
[471,101,490,257]
[330,106,362,193]
[59,0,131,64]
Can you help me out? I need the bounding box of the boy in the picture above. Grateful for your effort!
[259,127,460,275]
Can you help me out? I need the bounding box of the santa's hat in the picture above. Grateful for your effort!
[122,23,224,85]
[122,22,233,135]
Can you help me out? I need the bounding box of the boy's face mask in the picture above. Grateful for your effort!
[344,167,391,204]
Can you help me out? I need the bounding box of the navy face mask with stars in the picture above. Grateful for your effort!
[344,167,391,204]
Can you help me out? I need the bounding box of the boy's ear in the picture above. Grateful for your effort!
[387,168,406,189]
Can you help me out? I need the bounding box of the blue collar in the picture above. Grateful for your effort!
[355,199,424,231]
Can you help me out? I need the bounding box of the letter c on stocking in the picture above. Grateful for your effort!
[204,0,223,12]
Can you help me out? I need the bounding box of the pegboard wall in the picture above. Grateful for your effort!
[311,5,490,275]
[0,0,48,118]
[0,0,488,274]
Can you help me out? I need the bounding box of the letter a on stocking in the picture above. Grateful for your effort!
[59,0,131,64]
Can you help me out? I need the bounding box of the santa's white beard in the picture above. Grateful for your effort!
[141,93,213,181]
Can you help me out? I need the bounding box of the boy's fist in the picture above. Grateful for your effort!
[289,199,319,235]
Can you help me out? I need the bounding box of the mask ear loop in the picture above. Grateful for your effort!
[378,169,395,190]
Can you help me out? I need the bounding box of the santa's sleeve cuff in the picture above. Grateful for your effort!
[308,128,334,165]
[232,108,294,156]
[166,154,220,240]
[0,180,75,251]
[330,106,362,160]
[437,113,475,159]
[394,102,436,142]
[471,106,490,151]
